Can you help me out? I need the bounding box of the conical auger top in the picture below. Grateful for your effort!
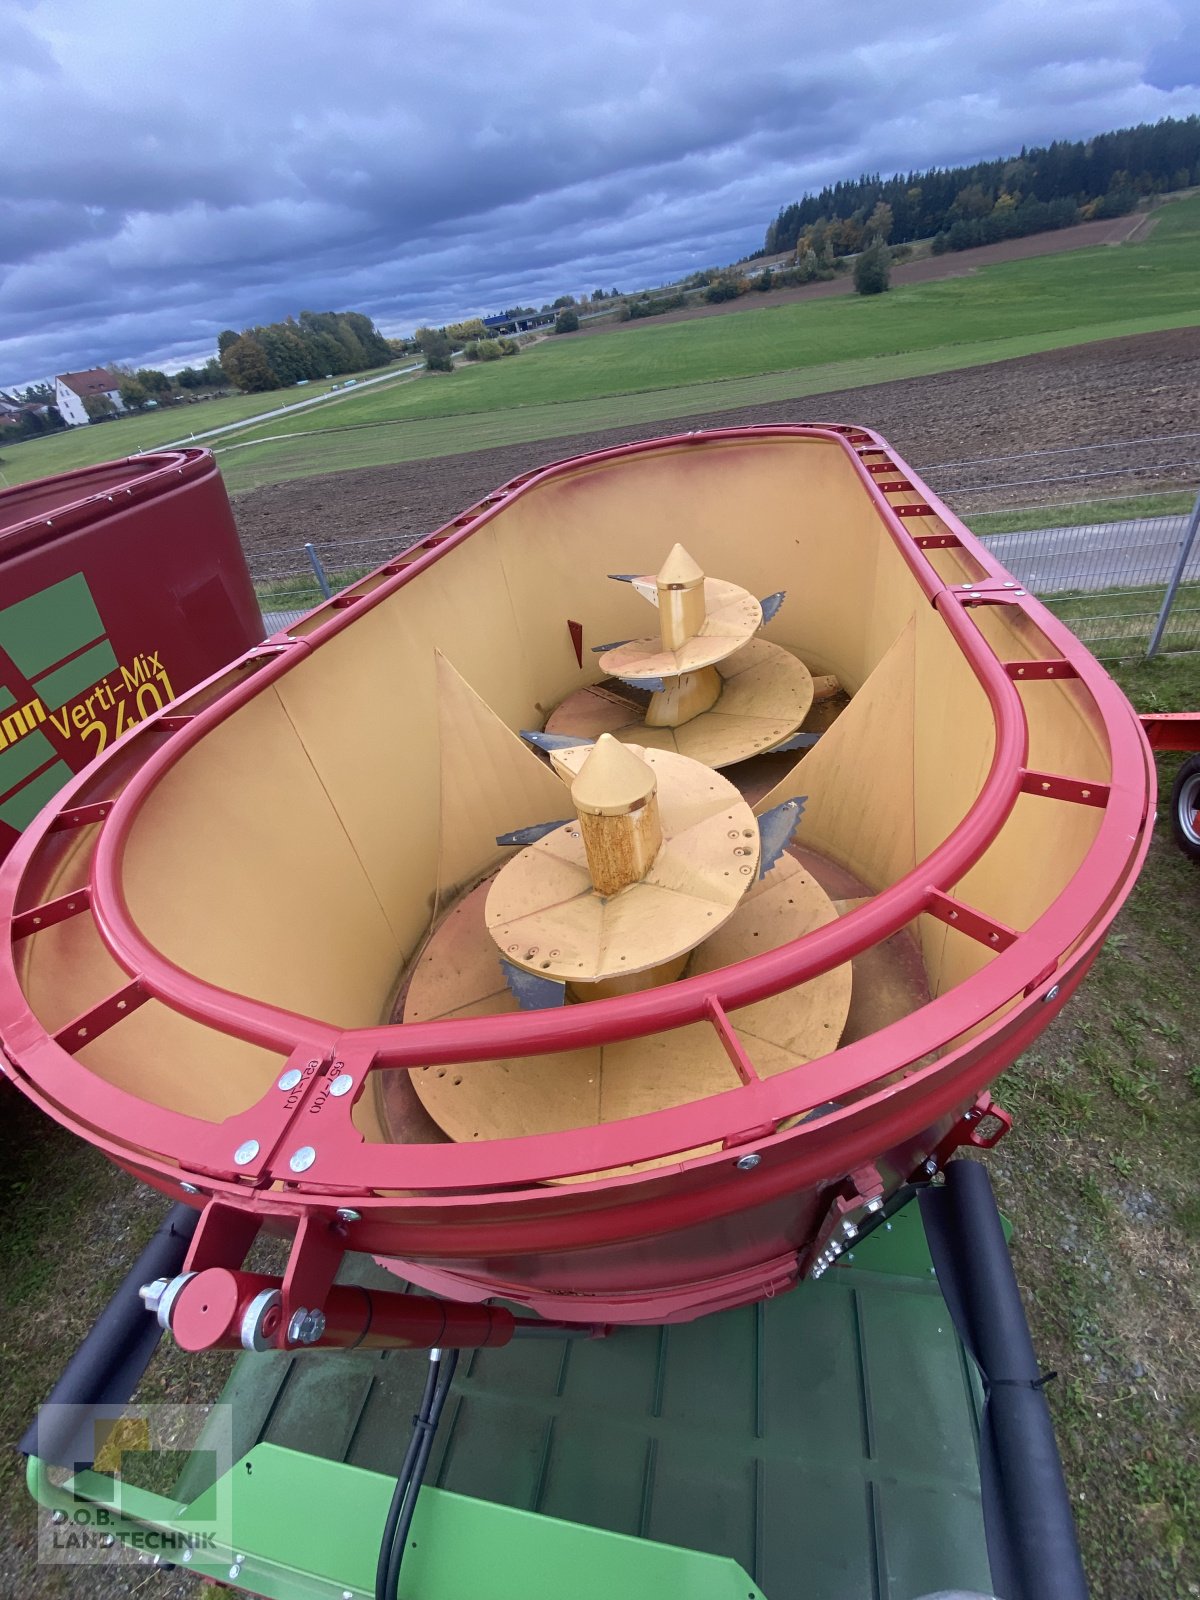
[655,542,708,652]
[599,545,763,686]
[544,544,814,769]
[483,741,764,991]
[569,734,663,897]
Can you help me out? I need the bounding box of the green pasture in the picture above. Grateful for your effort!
[969,490,1196,536]
[208,195,1200,494]
[1044,581,1200,658]
[0,362,404,489]
[215,313,1197,495]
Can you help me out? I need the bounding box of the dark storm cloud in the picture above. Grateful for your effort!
[1,0,1197,385]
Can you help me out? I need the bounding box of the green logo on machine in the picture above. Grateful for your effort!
[0,573,118,834]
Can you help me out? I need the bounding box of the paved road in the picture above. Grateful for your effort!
[151,363,422,452]
[980,513,1197,594]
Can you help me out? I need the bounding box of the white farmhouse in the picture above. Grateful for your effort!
[54,368,126,427]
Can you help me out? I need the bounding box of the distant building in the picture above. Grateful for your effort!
[482,311,554,334]
[0,394,51,433]
[54,368,126,427]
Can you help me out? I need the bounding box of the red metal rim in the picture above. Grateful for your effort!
[0,450,214,557]
[0,426,1155,1198]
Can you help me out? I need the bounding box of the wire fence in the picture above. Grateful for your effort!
[922,431,1200,658]
[253,434,1200,659]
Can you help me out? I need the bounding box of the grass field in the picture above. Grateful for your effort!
[202,195,1200,494]
[990,650,1200,1598]
[0,362,404,489]
[1046,582,1200,657]
[968,490,1196,535]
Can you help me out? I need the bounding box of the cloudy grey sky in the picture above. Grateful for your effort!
[2,0,1198,387]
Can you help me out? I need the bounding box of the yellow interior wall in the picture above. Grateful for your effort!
[74,1003,283,1120]
[121,684,403,1026]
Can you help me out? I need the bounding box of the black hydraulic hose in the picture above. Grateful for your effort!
[384,1347,459,1599]
[20,1203,199,1469]
[375,1347,459,1600]
[374,1354,439,1600]
[920,1161,1089,1600]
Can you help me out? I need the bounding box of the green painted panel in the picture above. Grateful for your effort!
[261,1356,375,1462]
[759,1463,877,1600]
[0,760,72,831]
[659,1308,756,1432]
[228,1448,764,1600]
[761,1283,866,1465]
[32,1448,764,1600]
[538,1414,649,1534]
[646,1441,757,1575]
[878,1479,992,1599]
[0,573,105,677]
[859,1283,981,1483]
[33,639,119,711]
[0,727,56,795]
[0,685,14,710]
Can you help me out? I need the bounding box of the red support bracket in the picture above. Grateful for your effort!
[1005,660,1078,681]
[1139,712,1200,753]
[799,1164,886,1278]
[877,479,915,492]
[183,1199,264,1275]
[156,714,194,731]
[280,1212,347,1328]
[164,1266,519,1354]
[706,997,760,1086]
[719,1122,776,1151]
[48,801,114,832]
[1020,769,1110,807]
[950,580,1028,606]
[863,459,897,474]
[912,533,963,549]
[927,1093,1014,1173]
[925,889,1018,952]
[53,979,148,1053]
[178,1046,337,1186]
[12,888,91,940]
[894,504,936,518]
[568,619,584,668]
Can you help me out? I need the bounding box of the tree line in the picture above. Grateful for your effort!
[105,358,227,413]
[763,115,1200,260]
[218,310,394,393]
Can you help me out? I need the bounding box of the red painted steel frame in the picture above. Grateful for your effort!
[1140,712,1200,753]
[0,426,1154,1323]
[0,450,263,861]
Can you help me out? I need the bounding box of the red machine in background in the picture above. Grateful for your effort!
[1140,713,1200,862]
[0,450,262,860]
